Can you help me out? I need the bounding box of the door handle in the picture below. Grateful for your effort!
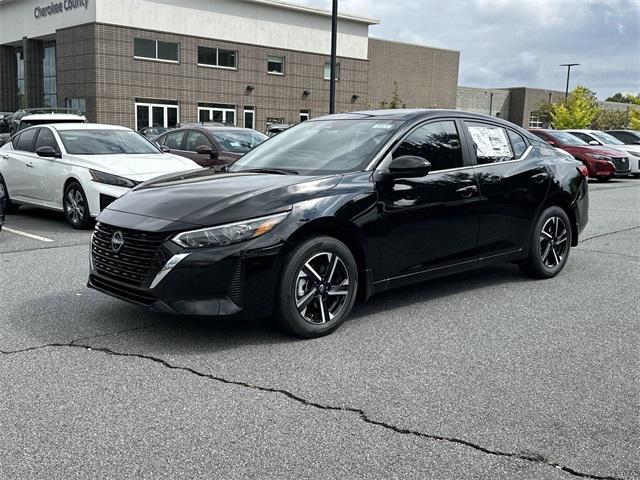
[456,185,478,198]
[531,172,549,183]
[26,162,34,168]
[1,155,8,160]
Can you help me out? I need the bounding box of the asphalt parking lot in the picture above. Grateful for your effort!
[0,178,638,480]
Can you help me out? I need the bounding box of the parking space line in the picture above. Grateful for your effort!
[3,227,54,243]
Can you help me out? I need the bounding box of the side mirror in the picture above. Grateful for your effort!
[159,145,170,153]
[588,140,599,146]
[36,146,60,158]
[386,156,431,179]
[196,145,219,160]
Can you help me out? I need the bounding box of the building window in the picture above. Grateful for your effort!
[299,109,310,122]
[323,62,340,81]
[66,98,86,114]
[267,55,285,75]
[16,49,25,108]
[135,99,179,130]
[198,103,236,125]
[134,38,179,62]
[244,106,255,129]
[198,47,237,69]
[528,113,543,128]
[43,44,57,108]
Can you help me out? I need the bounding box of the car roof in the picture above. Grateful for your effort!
[168,126,262,133]
[21,113,86,121]
[47,123,131,131]
[562,129,597,133]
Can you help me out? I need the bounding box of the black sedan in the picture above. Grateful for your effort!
[88,110,589,337]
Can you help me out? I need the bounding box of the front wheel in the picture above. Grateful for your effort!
[520,206,572,279]
[0,176,19,214]
[63,182,91,229]
[276,236,358,338]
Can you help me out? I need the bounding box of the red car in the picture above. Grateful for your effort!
[529,129,619,181]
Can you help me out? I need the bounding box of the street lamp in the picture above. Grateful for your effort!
[329,0,338,114]
[560,63,580,100]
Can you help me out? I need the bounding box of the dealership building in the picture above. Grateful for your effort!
[0,0,459,131]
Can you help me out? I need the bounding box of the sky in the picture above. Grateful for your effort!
[298,0,640,100]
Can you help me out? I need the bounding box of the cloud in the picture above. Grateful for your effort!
[298,0,640,99]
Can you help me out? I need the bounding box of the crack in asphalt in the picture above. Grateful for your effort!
[580,225,640,243]
[0,340,626,480]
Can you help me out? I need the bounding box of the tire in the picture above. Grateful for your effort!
[63,182,92,229]
[0,176,19,214]
[633,173,640,179]
[276,236,358,338]
[519,206,572,279]
[597,176,611,182]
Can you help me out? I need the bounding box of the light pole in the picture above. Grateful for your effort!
[560,63,579,100]
[329,0,338,114]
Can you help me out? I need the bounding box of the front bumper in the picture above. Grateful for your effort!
[88,230,284,318]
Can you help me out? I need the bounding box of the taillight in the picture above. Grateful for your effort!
[577,165,589,177]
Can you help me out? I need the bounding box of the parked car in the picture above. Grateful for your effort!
[266,123,292,137]
[155,126,267,167]
[88,109,589,337]
[0,112,13,133]
[138,126,170,140]
[564,129,639,177]
[529,129,621,181]
[0,123,200,229]
[606,130,640,145]
[7,108,83,135]
[16,112,87,132]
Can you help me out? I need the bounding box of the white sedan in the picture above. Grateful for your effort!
[0,123,201,228]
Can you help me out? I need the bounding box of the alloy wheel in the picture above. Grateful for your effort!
[294,252,350,324]
[539,216,568,269]
[66,187,85,225]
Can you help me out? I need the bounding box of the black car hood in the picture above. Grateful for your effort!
[105,169,342,227]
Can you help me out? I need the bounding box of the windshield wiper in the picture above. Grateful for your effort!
[236,167,299,175]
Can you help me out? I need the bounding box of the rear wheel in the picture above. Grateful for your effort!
[276,236,358,338]
[63,182,91,229]
[0,176,20,214]
[520,206,572,279]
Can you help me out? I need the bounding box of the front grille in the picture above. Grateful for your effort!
[612,157,630,172]
[92,223,169,286]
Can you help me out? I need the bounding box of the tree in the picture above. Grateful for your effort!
[605,92,640,105]
[531,100,553,127]
[378,82,407,109]
[550,86,601,129]
[590,109,629,130]
[630,107,640,130]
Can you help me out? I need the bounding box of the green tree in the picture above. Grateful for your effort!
[550,86,601,129]
[605,92,640,105]
[630,107,640,130]
[531,100,553,126]
[590,109,628,130]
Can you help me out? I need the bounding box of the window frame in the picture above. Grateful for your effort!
[197,46,238,70]
[267,55,285,75]
[197,105,237,125]
[134,101,180,130]
[134,38,180,64]
[243,106,256,130]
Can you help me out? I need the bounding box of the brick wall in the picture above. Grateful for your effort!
[0,46,17,111]
[23,38,43,108]
[456,87,510,118]
[367,38,459,109]
[89,24,369,130]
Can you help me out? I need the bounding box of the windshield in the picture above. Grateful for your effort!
[548,131,588,146]
[591,131,624,145]
[230,119,402,175]
[59,130,161,155]
[211,130,268,153]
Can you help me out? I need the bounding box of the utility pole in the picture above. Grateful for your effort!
[329,0,338,114]
[560,63,579,100]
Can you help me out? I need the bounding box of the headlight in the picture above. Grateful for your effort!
[172,211,290,249]
[590,154,611,161]
[90,169,139,188]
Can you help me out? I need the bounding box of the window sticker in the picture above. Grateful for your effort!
[469,126,513,158]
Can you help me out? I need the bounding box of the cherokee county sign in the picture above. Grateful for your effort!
[34,0,89,19]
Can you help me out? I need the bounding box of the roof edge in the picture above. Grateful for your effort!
[240,0,379,25]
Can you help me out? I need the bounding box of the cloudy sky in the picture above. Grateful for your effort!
[299,0,640,99]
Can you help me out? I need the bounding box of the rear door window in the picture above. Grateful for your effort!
[465,122,514,164]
